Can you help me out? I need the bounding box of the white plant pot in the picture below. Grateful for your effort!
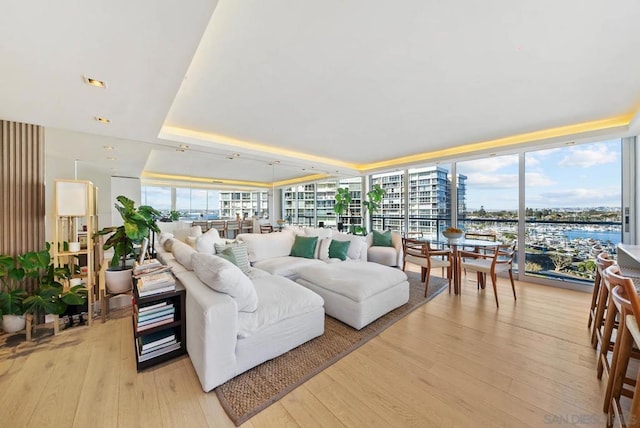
[105,268,133,294]
[2,314,26,333]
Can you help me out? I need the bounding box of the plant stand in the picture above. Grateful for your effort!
[25,313,59,341]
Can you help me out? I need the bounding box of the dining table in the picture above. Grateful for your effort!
[420,237,501,295]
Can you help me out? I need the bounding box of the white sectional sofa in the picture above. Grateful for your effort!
[156,226,408,392]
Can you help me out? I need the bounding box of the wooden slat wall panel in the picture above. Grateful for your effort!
[0,120,45,262]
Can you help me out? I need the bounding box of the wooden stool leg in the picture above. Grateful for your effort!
[599,296,617,379]
[605,317,631,414]
[593,284,609,348]
[588,271,602,328]
[491,273,499,308]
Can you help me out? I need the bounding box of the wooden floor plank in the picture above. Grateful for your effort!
[0,275,614,427]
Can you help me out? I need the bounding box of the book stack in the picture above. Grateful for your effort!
[135,301,176,332]
[136,328,181,362]
[137,272,176,297]
[133,259,171,279]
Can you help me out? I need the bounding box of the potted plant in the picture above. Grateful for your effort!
[0,254,28,333]
[334,187,352,232]
[97,196,161,294]
[359,184,386,235]
[0,245,87,334]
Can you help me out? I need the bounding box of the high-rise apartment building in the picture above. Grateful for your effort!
[371,166,466,236]
[219,191,269,219]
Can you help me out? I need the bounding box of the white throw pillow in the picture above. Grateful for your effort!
[317,237,332,261]
[237,229,295,263]
[172,239,196,270]
[162,237,175,252]
[185,236,197,249]
[190,225,203,237]
[158,232,174,246]
[191,253,258,312]
[195,227,224,254]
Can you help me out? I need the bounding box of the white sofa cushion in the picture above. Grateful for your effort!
[237,230,295,263]
[191,253,258,312]
[158,232,174,245]
[172,239,197,271]
[317,237,332,261]
[195,227,225,254]
[237,275,324,338]
[252,256,324,279]
[330,231,367,261]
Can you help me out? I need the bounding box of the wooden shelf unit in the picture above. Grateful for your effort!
[52,179,98,329]
[132,279,186,371]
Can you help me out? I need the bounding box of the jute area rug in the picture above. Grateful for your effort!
[215,271,448,426]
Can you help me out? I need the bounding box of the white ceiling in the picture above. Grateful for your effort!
[3,0,640,189]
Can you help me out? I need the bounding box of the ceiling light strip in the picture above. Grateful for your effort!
[359,114,633,171]
[159,126,358,170]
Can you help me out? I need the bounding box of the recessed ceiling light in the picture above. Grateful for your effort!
[489,153,496,157]
[274,160,281,164]
[95,116,110,124]
[103,145,114,150]
[233,153,241,157]
[106,156,116,161]
[301,168,306,171]
[226,156,234,160]
[176,148,185,152]
[84,76,106,88]
[179,144,189,149]
[566,141,576,146]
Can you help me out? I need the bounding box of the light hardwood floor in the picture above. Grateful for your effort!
[0,271,609,427]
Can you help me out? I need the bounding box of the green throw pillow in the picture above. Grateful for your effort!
[214,241,251,274]
[372,230,393,247]
[218,247,238,266]
[329,239,350,261]
[290,235,318,259]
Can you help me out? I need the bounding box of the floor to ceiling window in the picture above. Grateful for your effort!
[523,140,622,285]
[456,155,519,268]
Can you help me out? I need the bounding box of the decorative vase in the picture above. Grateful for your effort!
[2,314,26,333]
[105,267,133,294]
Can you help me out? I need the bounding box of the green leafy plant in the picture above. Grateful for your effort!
[169,210,180,221]
[97,195,161,269]
[0,254,28,316]
[358,184,386,235]
[0,244,87,318]
[334,187,352,231]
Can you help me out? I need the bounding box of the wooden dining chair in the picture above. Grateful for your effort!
[240,219,253,234]
[588,249,606,331]
[603,265,640,426]
[402,237,452,296]
[209,220,227,238]
[458,243,516,308]
[260,224,274,234]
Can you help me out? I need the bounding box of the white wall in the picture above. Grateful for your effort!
[44,129,142,240]
[110,176,141,226]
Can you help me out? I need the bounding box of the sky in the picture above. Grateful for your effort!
[456,138,622,210]
[142,139,623,213]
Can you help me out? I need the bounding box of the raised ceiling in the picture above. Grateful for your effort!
[3,0,640,189]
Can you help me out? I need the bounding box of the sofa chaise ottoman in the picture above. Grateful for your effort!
[295,262,409,330]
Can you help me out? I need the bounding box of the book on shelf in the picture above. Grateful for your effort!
[138,329,176,351]
[137,301,169,313]
[137,341,181,362]
[140,339,177,355]
[136,312,174,327]
[137,272,175,291]
[136,307,175,323]
[135,302,173,318]
[133,265,172,279]
[136,317,174,332]
[138,284,175,297]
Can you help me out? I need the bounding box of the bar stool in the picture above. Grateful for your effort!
[588,247,606,329]
[593,253,615,352]
[603,265,640,427]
